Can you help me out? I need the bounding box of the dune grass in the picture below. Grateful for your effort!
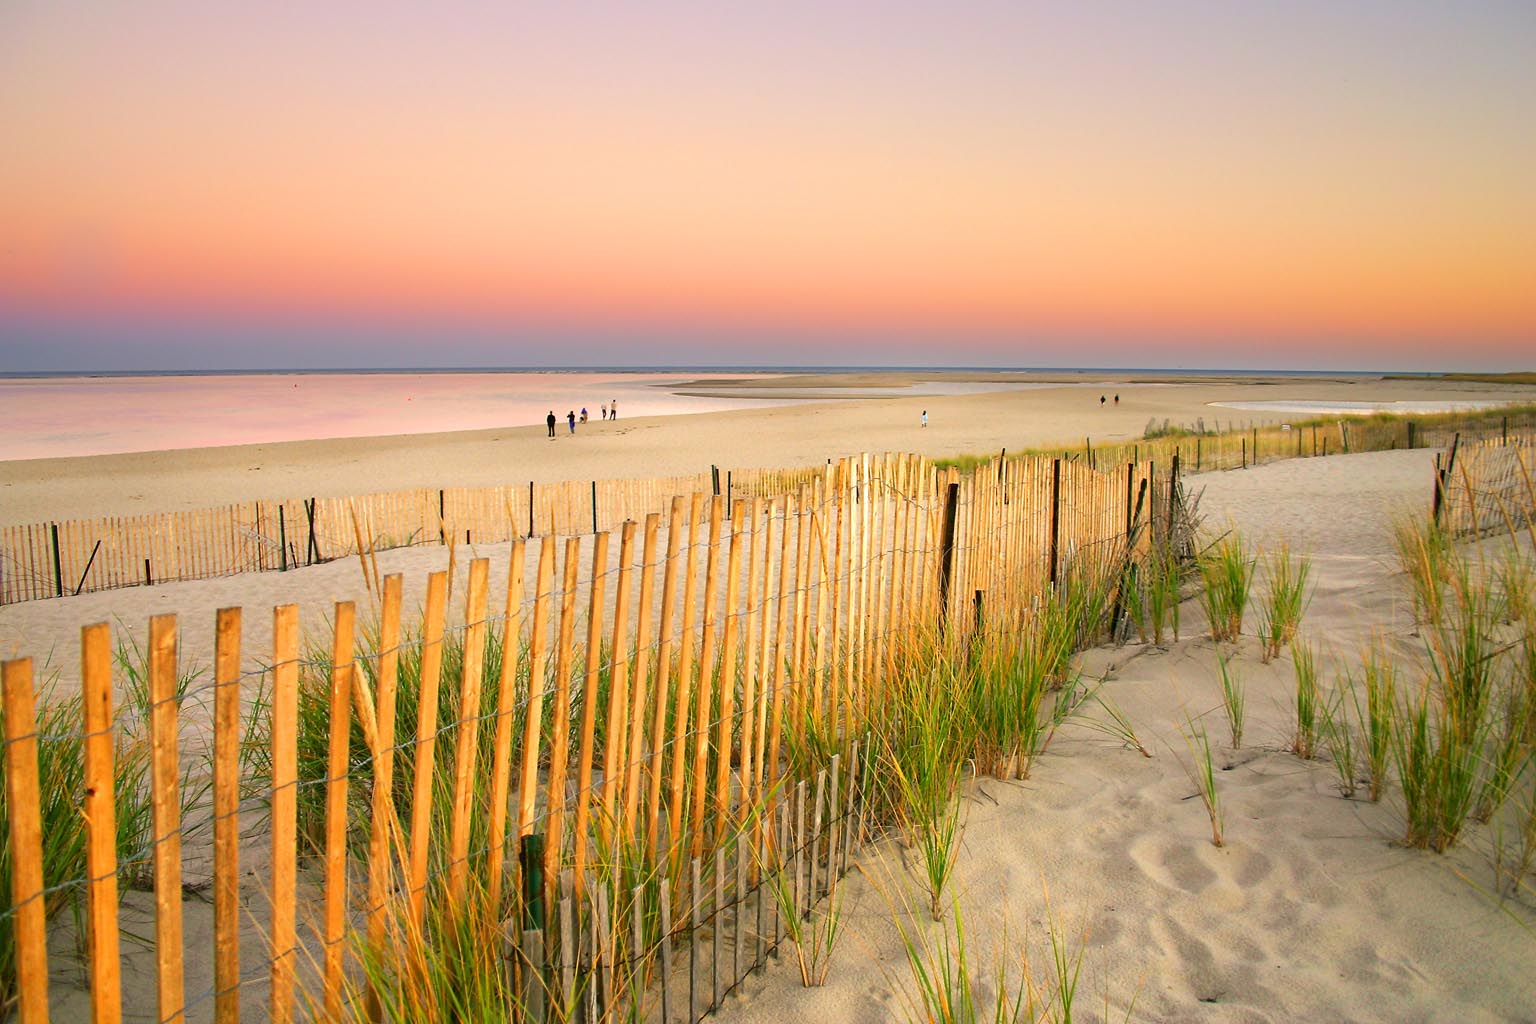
[1198,533,1255,643]
[1216,654,1246,748]
[1320,683,1360,799]
[1394,516,1453,626]
[1079,689,1152,758]
[1291,638,1320,760]
[1179,715,1225,847]
[1258,543,1312,663]
[1356,642,1396,803]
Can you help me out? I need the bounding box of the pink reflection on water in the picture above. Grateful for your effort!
[0,372,782,460]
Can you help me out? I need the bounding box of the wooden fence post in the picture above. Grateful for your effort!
[1169,452,1180,539]
[278,505,288,570]
[50,523,62,597]
[528,481,536,538]
[1048,458,1061,585]
[591,480,599,534]
[936,482,960,635]
[1123,462,1134,539]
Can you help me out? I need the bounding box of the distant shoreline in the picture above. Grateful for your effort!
[2,364,1406,381]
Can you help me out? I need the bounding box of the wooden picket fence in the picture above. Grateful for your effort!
[1434,431,1536,539]
[14,405,1536,607]
[0,449,1181,1023]
[6,408,1532,607]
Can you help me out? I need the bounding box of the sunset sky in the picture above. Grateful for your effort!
[2,2,1533,371]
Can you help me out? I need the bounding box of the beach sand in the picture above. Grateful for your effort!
[3,370,1531,526]
[3,376,1535,1021]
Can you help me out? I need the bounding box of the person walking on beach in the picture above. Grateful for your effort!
[1114,394,1119,405]
[610,399,617,420]
[921,410,928,428]
[601,403,608,420]
[547,410,557,438]
[1100,394,1106,406]
[567,410,576,434]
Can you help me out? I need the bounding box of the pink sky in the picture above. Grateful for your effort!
[2,2,1533,370]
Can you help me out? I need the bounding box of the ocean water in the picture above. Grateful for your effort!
[0,370,1032,460]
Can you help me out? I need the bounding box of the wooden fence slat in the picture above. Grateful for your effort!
[648,497,685,852]
[518,537,558,838]
[447,558,491,903]
[601,521,637,842]
[79,623,124,1024]
[212,607,242,1024]
[406,573,450,926]
[571,531,610,902]
[486,540,526,910]
[323,601,356,1020]
[365,573,403,1018]
[714,502,746,841]
[3,658,50,1024]
[624,512,660,841]
[147,613,186,1024]
[668,493,705,852]
[269,605,299,1024]
[542,537,583,887]
[689,497,725,856]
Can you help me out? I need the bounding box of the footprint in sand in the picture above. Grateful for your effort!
[1129,836,1217,894]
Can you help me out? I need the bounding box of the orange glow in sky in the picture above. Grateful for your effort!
[2,3,1533,369]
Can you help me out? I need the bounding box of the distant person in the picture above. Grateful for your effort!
[1114,394,1120,405]
[567,410,576,434]
[601,404,608,420]
[547,410,557,438]
[921,410,928,428]
[610,399,618,420]
[1100,395,1106,406]
[581,407,589,423]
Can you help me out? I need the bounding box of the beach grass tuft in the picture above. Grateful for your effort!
[1216,653,1246,748]
[1258,542,1312,662]
[1197,533,1255,643]
[1179,714,1225,847]
[1291,638,1320,760]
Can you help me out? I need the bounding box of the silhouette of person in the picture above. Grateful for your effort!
[1114,394,1120,405]
[567,410,576,434]
[601,404,608,420]
[547,410,557,438]
[921,410,928,428]
[610,399,618,420]
[1100,395,1106,405]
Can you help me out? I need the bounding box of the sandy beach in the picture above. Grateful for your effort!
[3,370,1531,527]
[3,377,1534,1022]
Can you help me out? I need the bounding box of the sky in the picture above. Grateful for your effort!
[2,1,1533,372]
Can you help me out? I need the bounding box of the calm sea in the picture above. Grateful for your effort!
[0,370,1035,461]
